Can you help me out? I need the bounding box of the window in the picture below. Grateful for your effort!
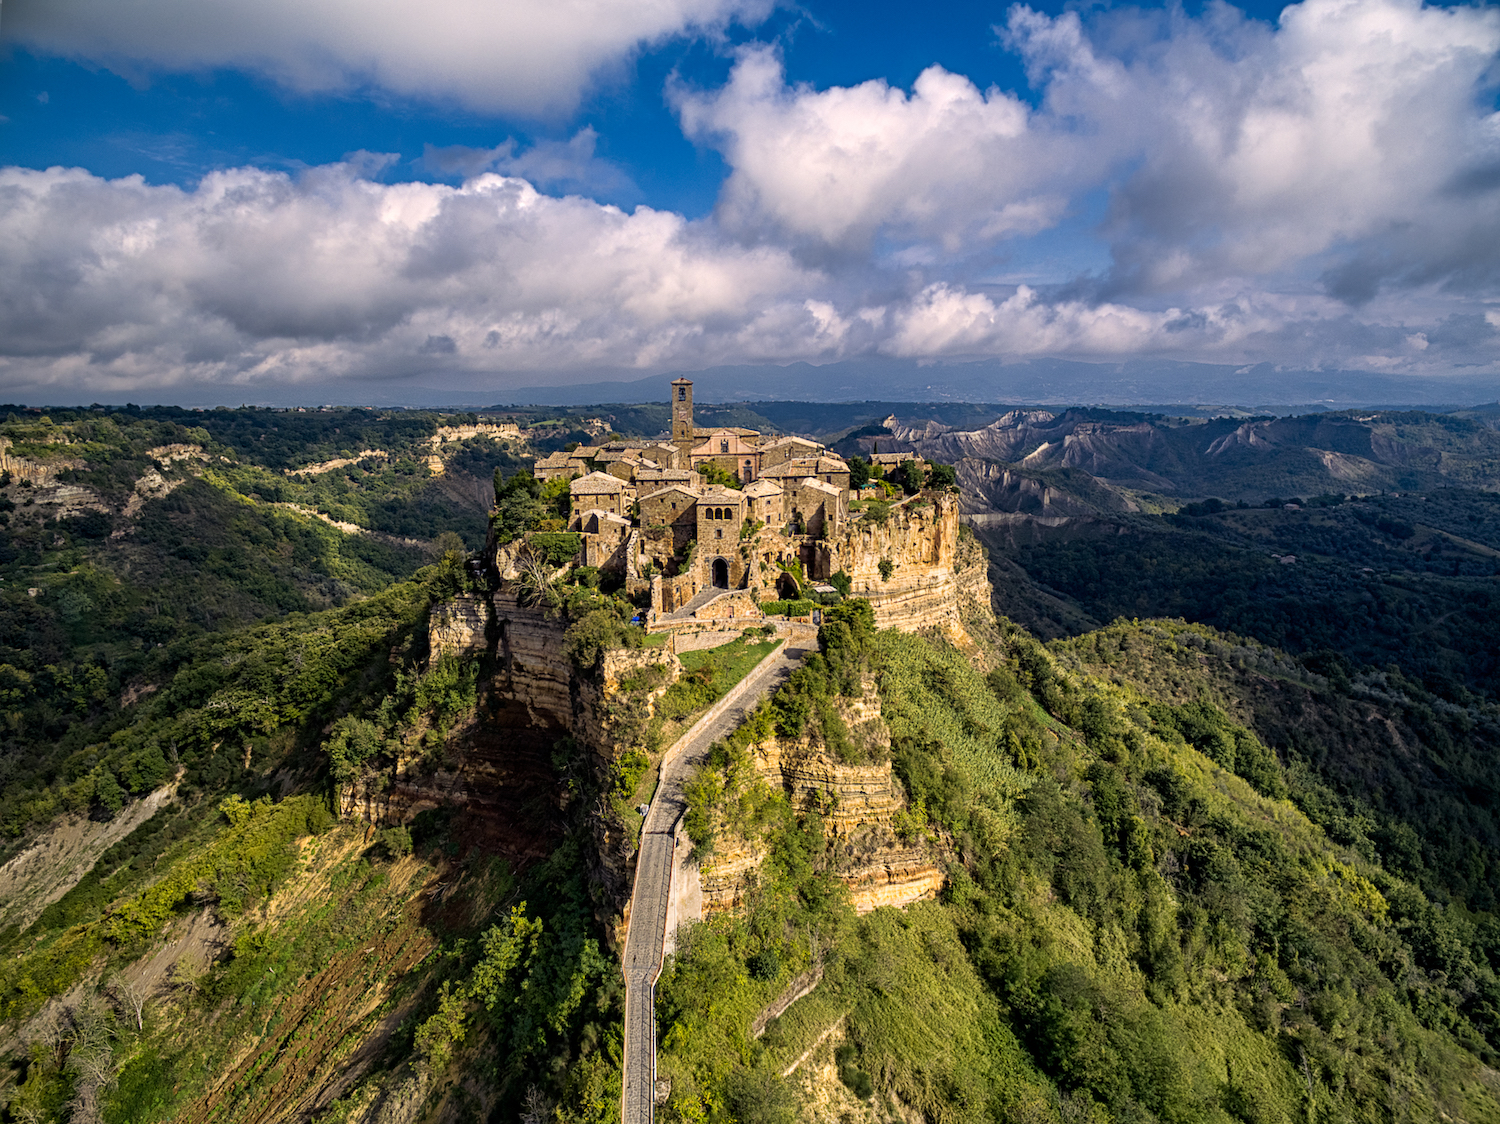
[678,387,686,401]
[720,439,729,454]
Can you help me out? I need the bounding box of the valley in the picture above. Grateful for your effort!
[0,397,1497,1123]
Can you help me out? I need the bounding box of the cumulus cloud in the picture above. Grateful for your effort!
[0,163,836,394]
[4,0,1500,395]
[3,0,771,116]
[1052,0,1500,300]
[1,155,1496,399]
[675,46,1078,252]
[680,0,1500,306]
[419,129,640,200]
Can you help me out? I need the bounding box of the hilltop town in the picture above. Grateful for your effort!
[507,378,978,635]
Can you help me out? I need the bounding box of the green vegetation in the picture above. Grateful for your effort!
[758,598,816,617]
[696,462,744,490]
[6,400,1500,1124]
[660,605,1500,1123]
[492,468,572,542]
[656,636,781,724]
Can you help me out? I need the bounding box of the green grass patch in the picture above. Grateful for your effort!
[657,637,781,724]
[759,599,816,617]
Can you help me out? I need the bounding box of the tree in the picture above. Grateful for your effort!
[517,549,563,610]
[93,767,125,816]
[109,971,149,1031]
[698,462,743,490]
[926,462,957,490]
[891,460,923,495]
[848,457,871,489]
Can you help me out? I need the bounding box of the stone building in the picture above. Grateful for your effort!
[533,450,575,481]
[742,478,783,527]
[760,455,851,495]
[568,471,634,518]
[759,435,821,469]
[549,376,876,611]
[638,484,700,552]
[690,431,763,483]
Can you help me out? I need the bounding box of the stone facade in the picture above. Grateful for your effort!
[690,431,762,483]
[568,471,634,518]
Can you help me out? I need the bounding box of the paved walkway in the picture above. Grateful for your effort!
[660,586,731,621]
[620,633,814,1124]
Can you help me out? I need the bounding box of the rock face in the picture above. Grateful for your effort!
[427,594,491,661]
[825,496,965,635]
[351,496,992,931]
[700,680,944,915]
[344,590,682,915]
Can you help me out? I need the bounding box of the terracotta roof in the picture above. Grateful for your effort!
[743,479,783,497]
[640,484,700,503]
[535,451,572,468]
[762,435,820,450]
[570,471,632,494]
[697,486,746,503]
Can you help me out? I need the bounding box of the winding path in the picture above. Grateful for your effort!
[620,629,815,1124]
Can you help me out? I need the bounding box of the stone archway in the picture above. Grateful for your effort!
[712,557,730,589]
[776,572,799,600]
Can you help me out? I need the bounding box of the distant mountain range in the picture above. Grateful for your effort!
[500,357,1500,410]
[857,406,1500,503]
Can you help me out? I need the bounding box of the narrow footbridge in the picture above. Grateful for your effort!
[620,630,814,1124]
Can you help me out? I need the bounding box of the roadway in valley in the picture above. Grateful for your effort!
[620,629,814,1124]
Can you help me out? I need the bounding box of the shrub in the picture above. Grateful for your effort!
[528,532,582,567]
[373,825,412,859]
[759,599,816,617]
[878,558,894,581]
[563,607,641,672]
[747,947,780,980]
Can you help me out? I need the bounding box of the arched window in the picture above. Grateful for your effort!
[720,439,729,454]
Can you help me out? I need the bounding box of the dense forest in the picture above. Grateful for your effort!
[0,402,1498,1123]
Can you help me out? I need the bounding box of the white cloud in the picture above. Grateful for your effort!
[5,0,1500,396]
[679,0,1500,306]
[4,0,771,116]
[1053,0,1500,299]
[0,163,834,393]
[675,46,1077,251]
[420,129,640,200]
[0,157,1495,399]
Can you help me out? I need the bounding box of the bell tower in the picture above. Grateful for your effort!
[671,377,694,449]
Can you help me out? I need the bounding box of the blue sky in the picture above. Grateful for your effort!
[0,0,1497,404]
[2,0,1100,211]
